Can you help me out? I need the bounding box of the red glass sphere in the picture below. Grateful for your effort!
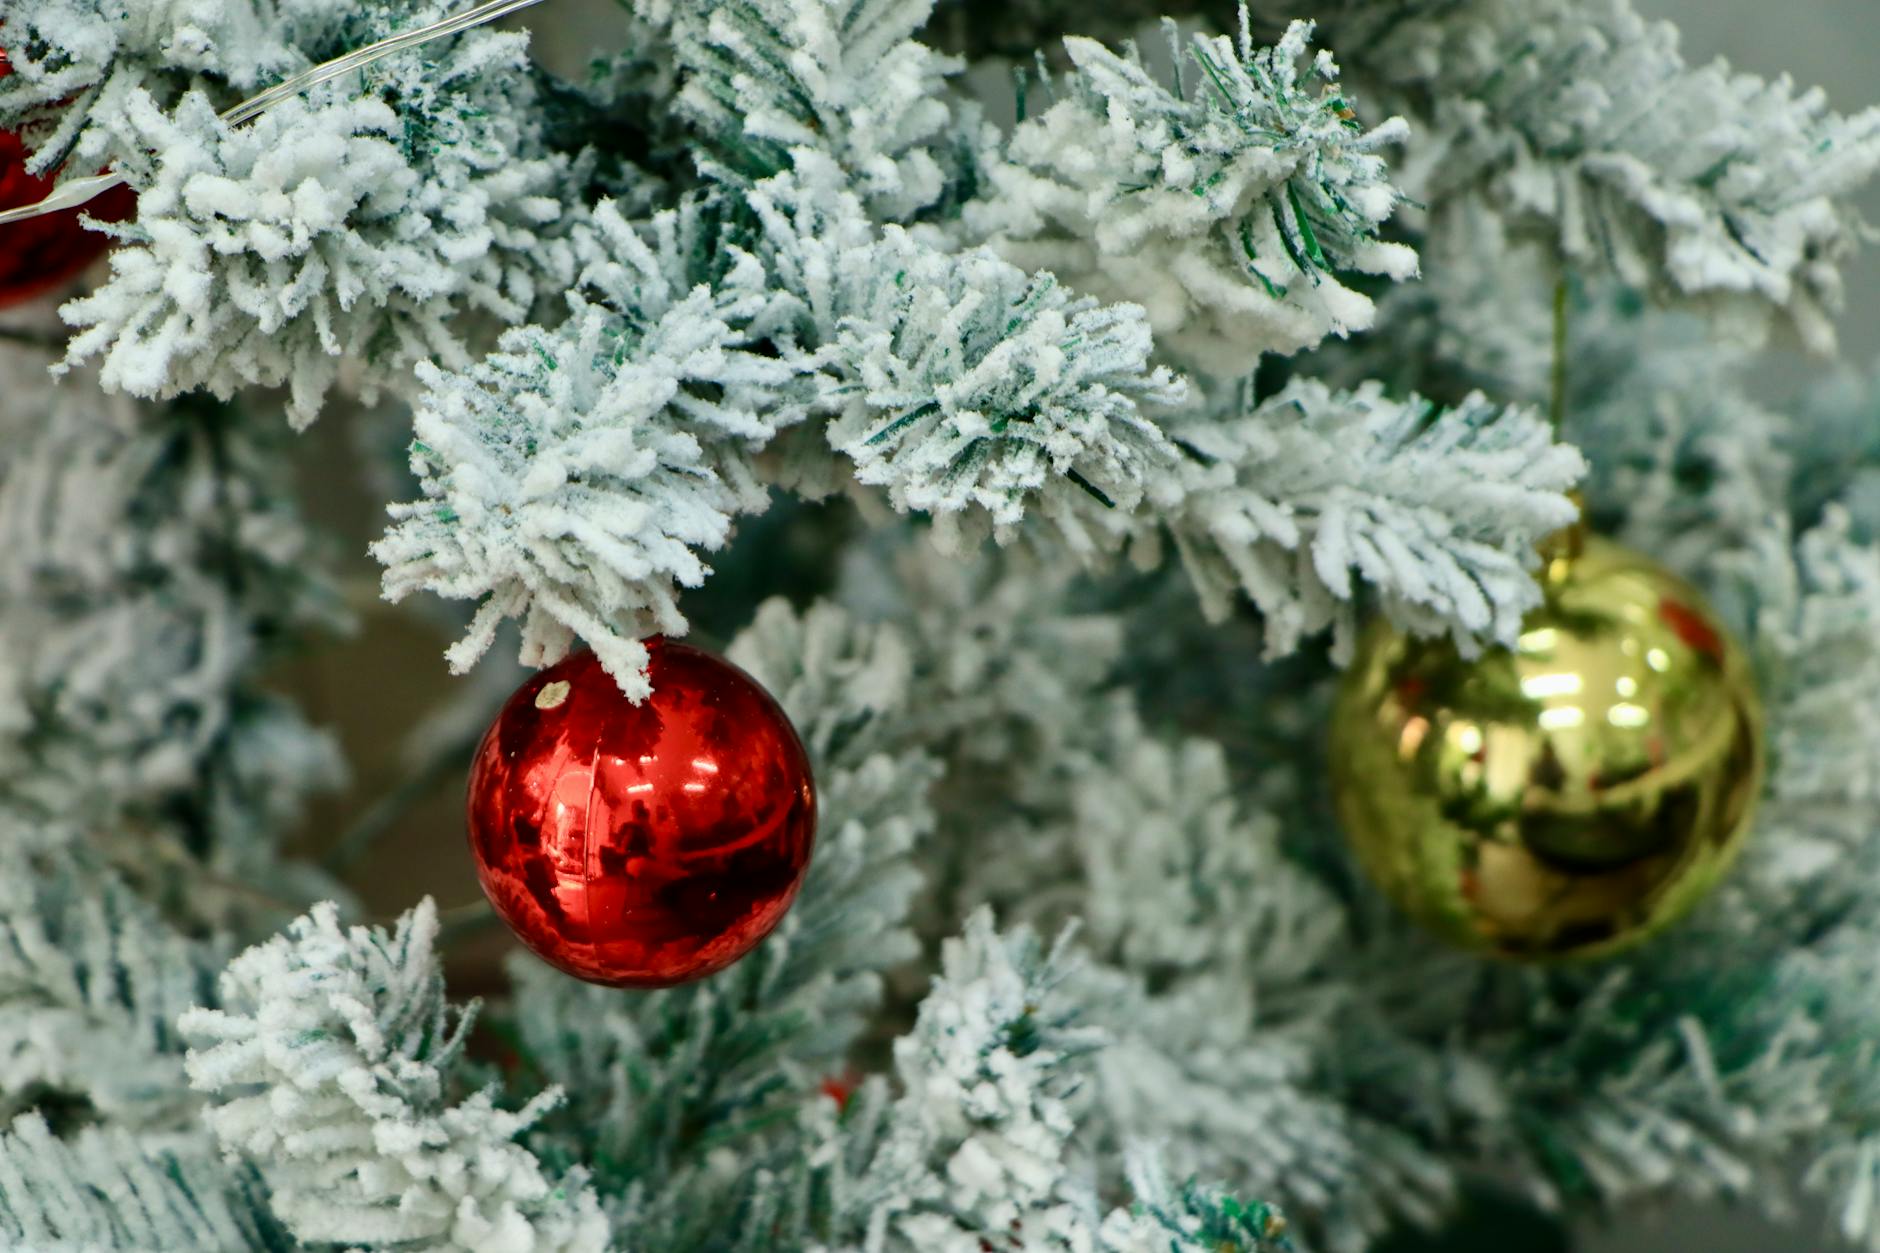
[0,53,135,310]
[467,641,816,988]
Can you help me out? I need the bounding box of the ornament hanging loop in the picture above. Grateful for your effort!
[1544,266,1589,562]
[1549,269,1570,435]
[1537,489,1587,580]
[0,0,550,229]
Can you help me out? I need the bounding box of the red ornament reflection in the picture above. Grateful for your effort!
[0,53,136,310]
[467,641,816,988]
[1657,595,1724,663]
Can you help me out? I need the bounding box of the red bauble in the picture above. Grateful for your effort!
[0,52,135,310]
[467,641,817,988]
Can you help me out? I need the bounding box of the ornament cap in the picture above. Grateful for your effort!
[1536,490,1588,584]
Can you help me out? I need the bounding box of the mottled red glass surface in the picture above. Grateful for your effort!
[467,641,816,988]
[0,52,135,310]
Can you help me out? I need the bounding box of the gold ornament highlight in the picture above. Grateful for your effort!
[1329,525,1763,961]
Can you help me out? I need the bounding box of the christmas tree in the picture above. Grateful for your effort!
[1,0,1878,1249]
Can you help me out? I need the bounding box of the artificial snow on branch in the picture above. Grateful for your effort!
[0,395,332,801]
[969,14,1417,370]
[827,909,1104,1247]
[1333,0,1880,350]
[0,836,219,1129]
[2,1,579,425]
[1561,300,1792,569]
[747,159,1187,553]
[373,198,810,698]
[776,548,1419,1250]
[1052,700,1343,979]
[0,347,343,932]
[384,161,1191,692]
[1718,510,1880,932]
[1301,199,1559,405]
[0,0,303,115]
[0,1113,276,1252]
[672,0,967,220]
[1054,715,1381,1224]
[1642,517,1880,1246]
[1098,1145,1290,1251]
[1310,229,1799,574]
[1165,379,1585,659]
[1789,360,1880,540]
[812,226,1187,553]
[182,900,608,1252]
[939,637,1456,1252]
[795,908,1294,1252]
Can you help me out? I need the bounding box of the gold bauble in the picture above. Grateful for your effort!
[1329,527,1764,961]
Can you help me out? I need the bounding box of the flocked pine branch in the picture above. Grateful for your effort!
[370,9,1606,686]
[1300,198,1560,404]
[796,912,1292,1252]
[383,160,1189,691]
[1099,1146,1291,1252]
[967,14,1418,370]
[373,197,811,698]
[1329,0,1880,350]
[819,539,1131,792]
[0,340,347,1243]
[812,226,1187,553]
[1165,379,1585,659]
[1,0,581,425]
[672,0,969,221]
[1719,510,1880,941]
[0,1113,279,1252]
[1309,217,1801,576]
[750,160,1189,555]
[1789,359,1880,541]
[1561,297,1792,568]
[0,348,342,921]
[0,834,220,1130]
[918,597,1452,1250]
[1306,217,1801,579]
[1053,708,1446,1250]
[822,911,1105,1248]
[745,548,1393,1249]
[0,1,303,114]
[182,899,609,1252]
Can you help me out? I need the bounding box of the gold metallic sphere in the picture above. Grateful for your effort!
[1329,529,1764,961]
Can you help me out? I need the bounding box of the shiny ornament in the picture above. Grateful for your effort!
[467,641,816,987]
[0,52,135,309]
[1330,525,1763,961]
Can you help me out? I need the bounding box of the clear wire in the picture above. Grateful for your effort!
[0,0,549,228]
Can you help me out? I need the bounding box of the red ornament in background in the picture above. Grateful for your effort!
[467,641,817,988]
[0,51,135,310]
